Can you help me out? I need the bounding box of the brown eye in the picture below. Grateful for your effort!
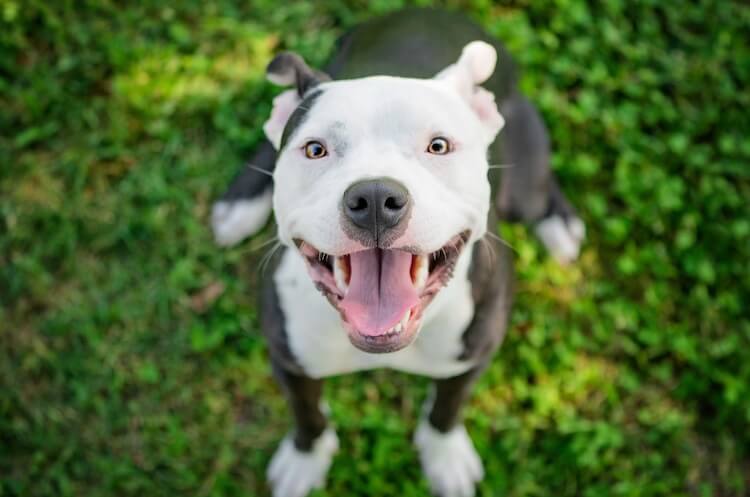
[304,141,327,159]
[427,137,451,155]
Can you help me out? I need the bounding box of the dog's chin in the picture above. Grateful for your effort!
[294,230,471,354]
[342,316,421,353]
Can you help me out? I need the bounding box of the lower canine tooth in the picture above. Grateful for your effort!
[399,310,410,330]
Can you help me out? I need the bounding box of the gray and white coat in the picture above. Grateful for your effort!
[211,8,584,497]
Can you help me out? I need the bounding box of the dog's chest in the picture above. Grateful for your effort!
[273,250,476,379]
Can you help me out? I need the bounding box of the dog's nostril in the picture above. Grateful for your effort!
[342,178,411,239]
[384,196,405,210]
[350,197,368,211]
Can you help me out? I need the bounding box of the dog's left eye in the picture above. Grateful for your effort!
[427,137,451,155]
[303,141,327,159]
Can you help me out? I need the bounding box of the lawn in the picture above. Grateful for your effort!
[2,1,749,496]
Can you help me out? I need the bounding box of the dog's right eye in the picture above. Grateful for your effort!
[303,141,327,159]
[426,136,451,155]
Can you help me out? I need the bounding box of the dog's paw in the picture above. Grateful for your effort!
[267,429,338,497]
[211,188,273,247]
[534,214,586,265]
[414,420,484,497]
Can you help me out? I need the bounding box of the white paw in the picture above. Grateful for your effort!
[211,188,273,247]
[267,429,339,497]
[414,420,484,497]
[534,214,586,264]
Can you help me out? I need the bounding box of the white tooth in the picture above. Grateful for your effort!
[399,310,410,330]
[333,256,349,294]
[413,255,429,290]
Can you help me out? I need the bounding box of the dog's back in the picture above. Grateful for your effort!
[326,8,517,96]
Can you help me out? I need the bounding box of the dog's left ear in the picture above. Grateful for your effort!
[435,41,505,142]
[263,52,331,149]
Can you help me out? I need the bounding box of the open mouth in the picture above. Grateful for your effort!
[294,230,471,353]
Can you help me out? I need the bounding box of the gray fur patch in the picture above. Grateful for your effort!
[328,121,348,157]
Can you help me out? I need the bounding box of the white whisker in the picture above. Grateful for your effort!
[484,230,517,253]
[259,241,283,275]
[247,164,274,178]
[250,235,279,252]
[479,236,497,266]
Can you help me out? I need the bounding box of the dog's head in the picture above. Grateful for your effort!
[265,42,504,353]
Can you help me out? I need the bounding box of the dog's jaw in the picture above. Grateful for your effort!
[295,230,471,353]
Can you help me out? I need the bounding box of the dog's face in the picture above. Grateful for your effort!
[265,43,504,353]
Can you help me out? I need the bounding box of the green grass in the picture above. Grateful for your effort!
[2,1,749,496]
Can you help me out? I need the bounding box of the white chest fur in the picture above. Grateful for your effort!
[274,248,477,379]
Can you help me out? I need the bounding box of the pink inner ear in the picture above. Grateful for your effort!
[471,87,505,136]
[263,89,301,148]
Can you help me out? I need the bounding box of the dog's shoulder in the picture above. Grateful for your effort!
[459,236,514,363]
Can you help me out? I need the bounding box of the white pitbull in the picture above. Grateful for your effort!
[212,8,585,497]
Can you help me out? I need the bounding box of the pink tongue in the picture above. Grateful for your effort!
[340,249,418,336]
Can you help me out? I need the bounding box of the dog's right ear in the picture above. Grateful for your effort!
[263,52,330,149]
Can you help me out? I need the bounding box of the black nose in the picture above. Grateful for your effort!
[343,178,411,244]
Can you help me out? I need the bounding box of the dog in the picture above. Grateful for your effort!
[211,8,585,497]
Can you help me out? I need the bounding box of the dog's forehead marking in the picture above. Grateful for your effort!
[280,88,325,150]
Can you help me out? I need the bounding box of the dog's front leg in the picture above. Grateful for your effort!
[415,367,487,497]
[267,361,338,497]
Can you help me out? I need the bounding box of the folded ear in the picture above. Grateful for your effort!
[435,41,505,142]
[266,51,331,96]
[263,89,300,149]
[263,52,331,149]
